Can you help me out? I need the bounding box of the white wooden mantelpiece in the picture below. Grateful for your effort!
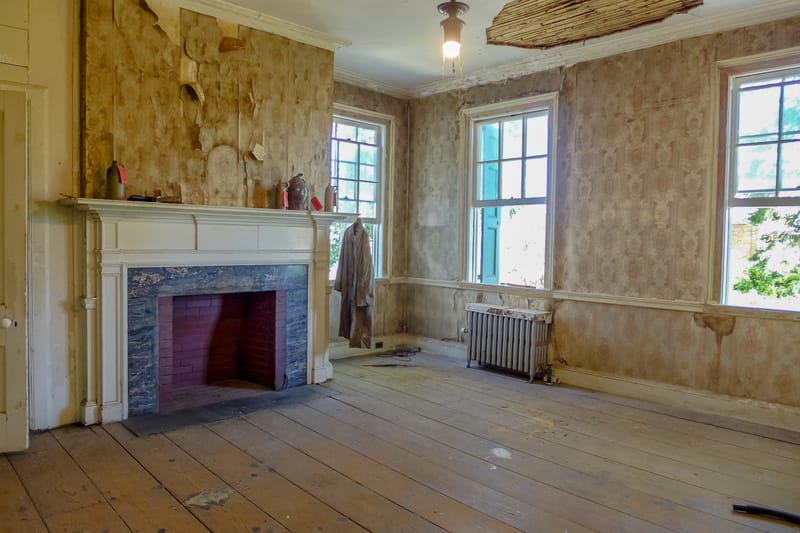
[62,198,352,424]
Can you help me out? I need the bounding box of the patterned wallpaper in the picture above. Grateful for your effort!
[83,0,333,205]
[403,17,800,406]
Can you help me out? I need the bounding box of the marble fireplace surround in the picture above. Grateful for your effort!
[64,198,349,424]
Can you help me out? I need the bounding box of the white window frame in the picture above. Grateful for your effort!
[718,57,800,311]
[460,93,558,289]
[330,104,394,279]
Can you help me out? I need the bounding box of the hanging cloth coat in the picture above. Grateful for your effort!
[334,220,374,348]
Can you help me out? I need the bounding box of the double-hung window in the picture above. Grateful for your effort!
[328,114,385,280]
[721,63,800,312]
[465,94,557,288]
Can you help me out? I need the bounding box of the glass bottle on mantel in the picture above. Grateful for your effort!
[324,182,335,211]
[106,160,126,201]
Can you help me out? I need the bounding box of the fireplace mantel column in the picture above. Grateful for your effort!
[309,213,353,383]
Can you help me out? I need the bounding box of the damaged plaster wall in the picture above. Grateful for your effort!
[83,0,333,205]
[328,82,411,339]
[404,17,800,407]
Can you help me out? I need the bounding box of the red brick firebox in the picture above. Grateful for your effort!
[158,291,287,404]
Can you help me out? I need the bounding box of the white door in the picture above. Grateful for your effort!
[0,90,29,452]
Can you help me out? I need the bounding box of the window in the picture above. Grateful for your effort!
[721,64,800,312]
[464,94,557,289]
[328,113,387,280]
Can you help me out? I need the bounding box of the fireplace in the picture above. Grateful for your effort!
[128,265,307,415]
[63,198,349,424]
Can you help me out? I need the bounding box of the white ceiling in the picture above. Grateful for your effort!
[220,0,799,97]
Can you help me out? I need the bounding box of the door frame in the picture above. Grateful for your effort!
[0,81,45,451]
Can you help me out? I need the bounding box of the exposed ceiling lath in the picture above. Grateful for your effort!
[486,0,704,49]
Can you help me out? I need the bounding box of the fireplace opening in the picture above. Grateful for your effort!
[157,290,287,413]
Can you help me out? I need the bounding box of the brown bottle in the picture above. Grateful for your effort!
[106,160,126,200]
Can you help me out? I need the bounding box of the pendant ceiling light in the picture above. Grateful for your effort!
[437,0,469,75]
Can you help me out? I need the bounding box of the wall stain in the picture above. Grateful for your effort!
[693,312,736,387]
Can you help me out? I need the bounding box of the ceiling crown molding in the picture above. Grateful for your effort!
[168,0,351,51]
[412,0,800,97]
[334,67,414,100]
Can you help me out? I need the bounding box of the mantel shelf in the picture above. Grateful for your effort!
[60,197,355,227]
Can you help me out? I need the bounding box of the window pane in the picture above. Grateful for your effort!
[360,164,376,182]
[780,141,800,192]
[360,145,377,165]
[339,199,357,213]
[338,179,357,201]
[338,161,356,180]
[339,141,358,162]
[477,162,499,200]
[738,86,780,140]
[357,127,376,144]
[502,119,523,160]
[501,160,522,199]
[726,206,800,311]
[525,115,548,156]
[336,123,357,140]
[360,201,376,218]
[358,182,376,202]
[524,157,548,198]
[331,141,339,163]
[477,122,499,162]
[736,144,777,192]
[472,205,547,288]
[783,83,800,138]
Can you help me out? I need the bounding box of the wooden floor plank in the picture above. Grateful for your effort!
[420,353,800,459]
[166,423,367,532]
[331,366,797,532]
[269,398,611,533]
[52,425,205,532]
[7,431,129,531]
[209,417,446,532]
[415,354,800,471]
[356,361,800,486]
[336,361,800,512]
[0,455,47,533]
[310,385,761,533]
[104,423,289,533]
[243,407,522,533]
[7,352,799,532]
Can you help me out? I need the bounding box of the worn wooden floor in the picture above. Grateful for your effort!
[3,352,800,532]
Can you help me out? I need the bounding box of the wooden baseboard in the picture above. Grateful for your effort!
[554,366,800,432]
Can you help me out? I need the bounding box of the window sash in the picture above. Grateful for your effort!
[472,109,551,206]
[727,67,800,207]
[463,94,557,288]
[331,116,383,224]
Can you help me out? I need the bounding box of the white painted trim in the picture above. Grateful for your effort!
[412,2,800,97]
[716,46,800,68]
[399,276,800,320]
[167,0,350,51]
[554,366,800,432]
[328,334,416,360]
[334,67,413,100]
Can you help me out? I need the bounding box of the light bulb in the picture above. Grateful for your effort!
[443,40,461,59]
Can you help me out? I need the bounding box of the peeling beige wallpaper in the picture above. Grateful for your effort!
[404,17,800,407]
[83,0,333,206]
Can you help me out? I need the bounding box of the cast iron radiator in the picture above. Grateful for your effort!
[466,303,551,382]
